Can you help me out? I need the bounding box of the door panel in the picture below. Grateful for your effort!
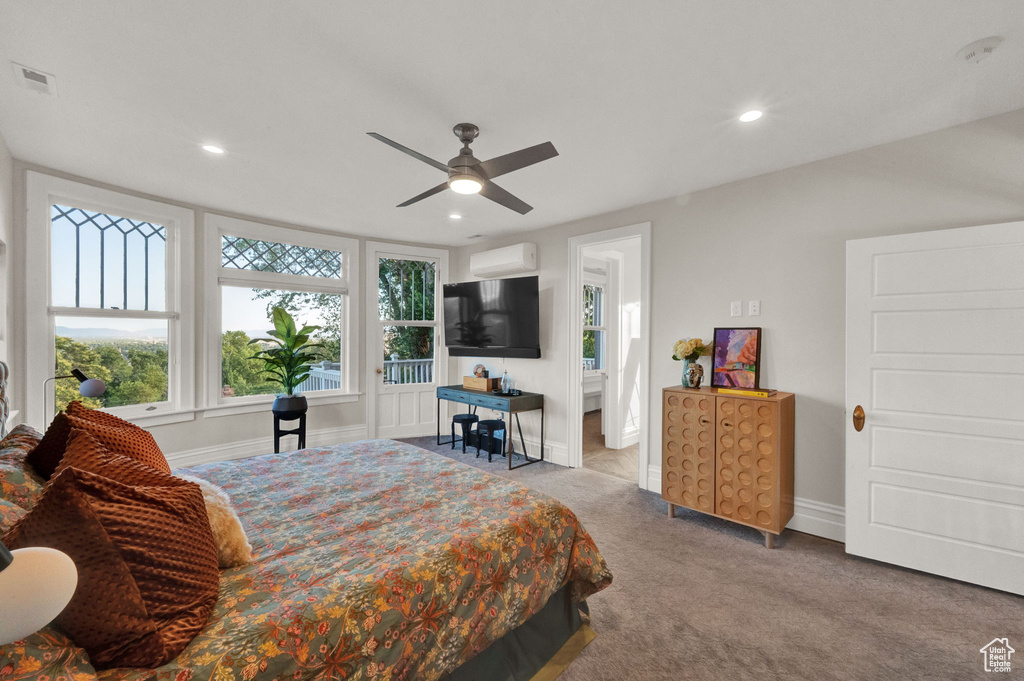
[662,392,714,513]
[367,244,448,439]
[846,220,1024,595]
[715,398,778,529]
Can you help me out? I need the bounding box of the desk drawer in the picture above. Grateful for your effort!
[437,387,470,404]
[468,394,508,411]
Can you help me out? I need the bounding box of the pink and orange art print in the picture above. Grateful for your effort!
[711,327,762,389]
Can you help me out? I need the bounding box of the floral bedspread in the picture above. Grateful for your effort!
[2,439,611,681]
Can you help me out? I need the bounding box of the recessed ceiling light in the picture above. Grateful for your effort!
[449,214,462,220]
[201,144,225,154]
[739,110,763,123]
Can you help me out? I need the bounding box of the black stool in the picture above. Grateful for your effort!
[451,413,479,452]
[475,419,506,462]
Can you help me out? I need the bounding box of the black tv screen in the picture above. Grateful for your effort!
[443,276,541,358]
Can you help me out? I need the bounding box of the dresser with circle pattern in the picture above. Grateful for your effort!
[662,386,794,547]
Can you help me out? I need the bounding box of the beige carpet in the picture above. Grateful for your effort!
[581,410,638,483]
[400,435,1024,680]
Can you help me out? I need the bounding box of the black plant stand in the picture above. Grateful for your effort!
[274,414,306,453]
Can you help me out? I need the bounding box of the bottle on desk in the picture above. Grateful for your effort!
[500,370,511,394]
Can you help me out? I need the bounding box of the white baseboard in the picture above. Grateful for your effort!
[645,465,845,542]
[619,427,640,448]
[516,436,569,468]
[646,465,662,493]
[788,497,845,543]
[166,424,369,468]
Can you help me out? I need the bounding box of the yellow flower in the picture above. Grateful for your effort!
[672,337,710,360]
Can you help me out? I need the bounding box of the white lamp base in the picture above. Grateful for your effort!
[0,547,78,645]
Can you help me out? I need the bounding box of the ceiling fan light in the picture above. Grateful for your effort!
[449,175,483,195]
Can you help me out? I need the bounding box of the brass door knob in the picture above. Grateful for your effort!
[852,405,865,432]
[375,368,383,374]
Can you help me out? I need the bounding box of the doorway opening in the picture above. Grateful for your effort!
[568,224,651,487]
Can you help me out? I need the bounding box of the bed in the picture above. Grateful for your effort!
[1,437,612,681]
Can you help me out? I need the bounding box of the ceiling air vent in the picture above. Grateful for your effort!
[12,62,58,96]
[956,36,1003,64]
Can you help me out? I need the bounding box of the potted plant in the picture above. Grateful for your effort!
[249,307,323,419]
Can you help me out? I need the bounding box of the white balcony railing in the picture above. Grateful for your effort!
[382,358,433,385]
[296,362,342,393]
[295,358,434,393]
[583,358,597,371]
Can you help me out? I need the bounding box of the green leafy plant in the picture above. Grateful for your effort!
[248,307,323,396]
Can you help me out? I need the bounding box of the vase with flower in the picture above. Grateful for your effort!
[672,337,712,388]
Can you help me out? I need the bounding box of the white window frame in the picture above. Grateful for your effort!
[204,214,359,416]
[25,172,196,428]
[582,275,607,376]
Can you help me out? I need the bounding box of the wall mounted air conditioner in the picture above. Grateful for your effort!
[469,242,537,278]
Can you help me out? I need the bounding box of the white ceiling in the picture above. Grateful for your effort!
[1,2,1023,246]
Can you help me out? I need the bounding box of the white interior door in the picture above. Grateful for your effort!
[846,220,1024,595]
[366,242,448,439]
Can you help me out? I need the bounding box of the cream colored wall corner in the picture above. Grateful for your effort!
[449,108,1024,525]
[0,131,13,367]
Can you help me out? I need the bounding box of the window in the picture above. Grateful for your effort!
[377,257,437,385]
[583,283,605,372]
[26,173,195,426]
[208,215,357,407]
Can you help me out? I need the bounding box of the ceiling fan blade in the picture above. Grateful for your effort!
[367,133,450,173]
[479,180,533,214]
[397,182,448,207]
[476,142,557,180]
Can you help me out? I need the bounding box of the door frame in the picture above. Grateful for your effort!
[567,222,652,487]
[364,241,450,438]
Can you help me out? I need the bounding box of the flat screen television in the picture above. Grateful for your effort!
[443,276,541,358]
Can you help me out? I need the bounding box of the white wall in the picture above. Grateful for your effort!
[451,108,1024,527]
[10,162,449,463]
[0,131,12,366]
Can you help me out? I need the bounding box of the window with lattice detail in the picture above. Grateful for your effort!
[28,172,195,425]
[211,215,358,404]
[378,258,436,385]
[221,235,343,279]
[51,205,167,311]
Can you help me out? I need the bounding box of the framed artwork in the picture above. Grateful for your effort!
[711,327,762,389]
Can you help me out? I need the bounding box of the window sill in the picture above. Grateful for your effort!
[128,410,199,427]
[122,393,363,425]
[202,392,363,419]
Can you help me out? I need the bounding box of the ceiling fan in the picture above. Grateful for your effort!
[367,123,558,215]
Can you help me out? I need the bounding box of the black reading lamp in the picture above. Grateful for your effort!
[43,368,107,417]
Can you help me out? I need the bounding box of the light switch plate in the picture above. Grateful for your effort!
[730,301,742,317]
[749,300,761,316]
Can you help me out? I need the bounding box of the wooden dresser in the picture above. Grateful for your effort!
[662,386,794,547]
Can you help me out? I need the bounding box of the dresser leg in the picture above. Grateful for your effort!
[763,531,775,549]
[667,502,676,518]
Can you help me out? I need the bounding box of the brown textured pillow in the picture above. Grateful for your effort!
[26,412,73,480]
[66,402,171,474]
[2,463,219,669]
[56,428,176,487]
